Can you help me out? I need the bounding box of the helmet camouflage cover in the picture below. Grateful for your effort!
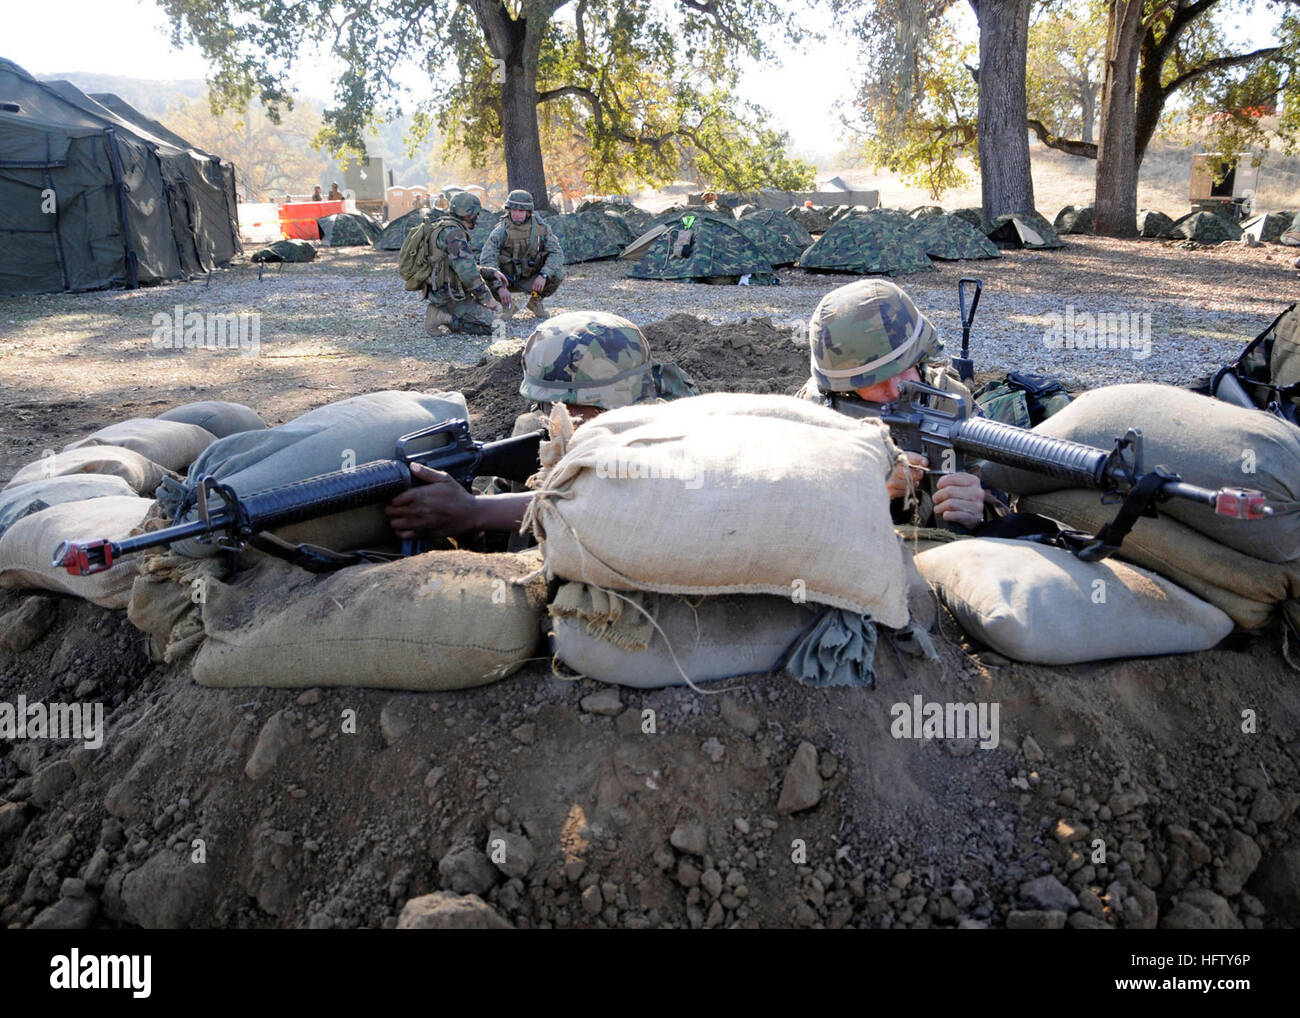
[520,311,656,409]
[504,189,535,211]
[449,191,482,219]
[808,279,942,392]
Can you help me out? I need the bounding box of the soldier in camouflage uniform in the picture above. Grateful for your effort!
[385,311,697,541]
[798,279,993,529]
[423,191,511,336]
[480,189,566,320]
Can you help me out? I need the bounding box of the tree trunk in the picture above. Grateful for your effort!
[972,0,1036,222]
[472,0,552,210]
[1080,83,1096,145]
[1093,0,1144,237]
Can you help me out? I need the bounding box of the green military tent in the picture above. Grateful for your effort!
[250,239,316,263]
[318,211,381,247]
[544,209,635,262]
[1165,210,1242,243]
[798,213,934,275]
[0,58,239,295]
[627,210,774,282]
[909,205,946,218]
[1053,205,1094,234]
[577,199,655,234]
[1240,212,1291,244]
[1137,209,1174,238]
[377,208,430,250]
[905,214,1001,261]
[786,205,831,234]
[735,208,813,266]
[985,211,1064,249]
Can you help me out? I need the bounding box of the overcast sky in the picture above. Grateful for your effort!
[4,0,1283,162]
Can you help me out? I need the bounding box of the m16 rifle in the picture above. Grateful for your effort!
[875,379,1272,560]
[54,420,543,576]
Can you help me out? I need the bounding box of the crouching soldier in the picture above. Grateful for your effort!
[424,191,510,336]
[481,189,565,320]
[386,311,696,541]
[800,279,1051,536]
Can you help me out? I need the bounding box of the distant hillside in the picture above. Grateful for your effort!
[42,72,206,118]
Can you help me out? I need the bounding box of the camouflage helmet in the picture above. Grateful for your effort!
[520,311,656,409]
[808,279,942,393]
[504,189,535,212]
[448,191,482,219]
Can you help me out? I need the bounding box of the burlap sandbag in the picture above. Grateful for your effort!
[1021,488,1300,629]
[64,419,217,472]
[156,400,268,438]
[978,384,1300,562]
[0,475,137,540]
[915,538,1235,664]
[4,445,173,495]
[526,393,909,626]
[161,390,468,558]
[127,553,227,663]
[550,583,820,688]
[191,549,547,690]
[0,496,154,609]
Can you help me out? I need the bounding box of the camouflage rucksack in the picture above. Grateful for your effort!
[1208,303,1300,425]
[397,219,437,292]
[973,372,1072,428]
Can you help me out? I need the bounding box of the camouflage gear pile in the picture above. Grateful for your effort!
[907,214,1001,261]
[318,212,380,247]
[504,189,535,211]
[1165,210,1242,243]
[808,279,942,392]
[250,239,316,263]
[973,373,1072,429]
[1052,205,1094,235]
[628,211,774,281]
[1137,209,1175,239]
[798,213,934,275]
[786,205,831,235]
[545,210,635,263]
[520,311,658,409]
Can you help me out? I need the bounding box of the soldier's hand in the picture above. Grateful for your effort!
[497,286,512,308]
[530,274,546,295]
[932,470,985,528]
[886,451,927,501]
[385,463,482,538]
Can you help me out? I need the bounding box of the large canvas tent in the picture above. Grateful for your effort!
[0,59,239,295]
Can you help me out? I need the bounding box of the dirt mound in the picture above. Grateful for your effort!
[642,314,810,397]
[2,577,1297,930]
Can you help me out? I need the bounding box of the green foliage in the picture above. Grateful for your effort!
[154,0,815,194]
[1026,0,1106,140]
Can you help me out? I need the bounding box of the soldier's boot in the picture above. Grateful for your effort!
[424,304,454,335]
[451,317,494,336]
[527,295,549,319]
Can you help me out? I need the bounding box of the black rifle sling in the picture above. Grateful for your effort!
[247,532,397,574]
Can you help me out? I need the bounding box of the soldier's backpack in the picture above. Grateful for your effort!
[397,220,438,292]
[1204,303,1300,425]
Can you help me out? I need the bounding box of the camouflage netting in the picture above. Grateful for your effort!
[1241,211,1294,244]
[906,214,1001,261]
[735,208,813,266]
[317,212,381,247]
[985,211,1064,249]
[543,210,636,263]
[249,239,317,263]
[377,209,430,251]
[1165,211,1242,243]
[1053,205,1094,235]
[786,206,831,234]
[798,213,934,275]
[1137,209,1175,239]
[628,210,774,282]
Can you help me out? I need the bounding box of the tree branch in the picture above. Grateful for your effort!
[1161,46,1283,100]
[1028,118,1098,158]
[676,0,741,43]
